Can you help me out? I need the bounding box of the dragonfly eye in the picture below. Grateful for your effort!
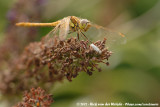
[80,19,90,31]
[80,19,89,25]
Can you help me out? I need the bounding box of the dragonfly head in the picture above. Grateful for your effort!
[79,19,91,32]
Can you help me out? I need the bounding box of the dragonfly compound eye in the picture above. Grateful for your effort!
[80,19,89,25]
[80,19,90,31]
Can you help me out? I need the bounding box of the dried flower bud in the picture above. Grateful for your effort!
[0,0,49,95]
[0,37,112,95]
[13,87,54,107]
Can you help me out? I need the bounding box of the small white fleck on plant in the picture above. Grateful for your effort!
[90,44,102,54]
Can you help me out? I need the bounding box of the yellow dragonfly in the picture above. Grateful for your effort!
[16,16,126,48]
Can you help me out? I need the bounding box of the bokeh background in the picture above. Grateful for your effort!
[0,0,160,107]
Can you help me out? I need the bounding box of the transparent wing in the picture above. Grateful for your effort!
[85,23,126,49]
[42,23,60,47]
[41,17,70,47]
[59,17,70,41]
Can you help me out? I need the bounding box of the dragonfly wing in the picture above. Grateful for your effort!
[42,23,60,47]
[85,23,126,49]
[59,17,70,41]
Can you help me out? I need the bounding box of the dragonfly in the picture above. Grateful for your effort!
[16,16,126,48]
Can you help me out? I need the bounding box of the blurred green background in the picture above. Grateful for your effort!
[0,0,160,107]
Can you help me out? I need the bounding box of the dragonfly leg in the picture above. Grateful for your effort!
[80,31,89,40]
[68,31,73,34]
[80,31,92,43]
[77,32,80,41]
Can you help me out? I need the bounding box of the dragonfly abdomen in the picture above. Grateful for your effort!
[16,21,61,27]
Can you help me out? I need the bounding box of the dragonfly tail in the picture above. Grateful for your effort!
[15,21,61,27]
